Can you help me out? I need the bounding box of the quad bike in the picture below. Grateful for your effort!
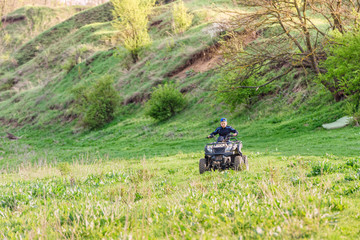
[199,134,249,174]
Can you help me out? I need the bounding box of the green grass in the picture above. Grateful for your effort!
[13,3,113,66]
[0,1,220,127]
[0,152,359,238]
[0,83,358,171]
[0,5,88,56]
[0,0,357,173]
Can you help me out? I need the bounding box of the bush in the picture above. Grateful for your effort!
[145,84,186,121]
[61,58,77,73]
[345,159,360,168]
[308,160,335,176]
[321,30,360,124]
[61,46,88,73]
[216,64,273,109]
[72,75,120,129]
[172,0,193,34]
[57,162,71,176]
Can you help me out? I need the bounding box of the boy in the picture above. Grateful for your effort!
[208,118,238,142]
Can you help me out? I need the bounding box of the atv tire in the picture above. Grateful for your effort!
[241,155,249,170]
[199,158,207,174]
[234,156,241,171]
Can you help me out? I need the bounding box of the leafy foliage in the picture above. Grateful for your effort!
[308,160,335,176]
[72,75,120,129]
[57,162,72,176]
[146,83,186,121]
[61,45,89,73]
[172,0,193,34]
[111,0,155,62]
[216,64,273,109]
[321,30,360,123]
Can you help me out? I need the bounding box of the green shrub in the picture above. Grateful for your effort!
[308,160,335,176]
[344,96,360,125]
[72,75,120,129]
[345,159,360,169]
[216,65,273,109]
[57,162,72,176]
[61,46,88,73]
[172,0,193,34]
[321,30,360,124]
[145,84,186,121]
[61,58,77,73]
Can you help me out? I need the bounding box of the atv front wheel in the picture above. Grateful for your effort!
[234,156,241,171]
[234,155,249,171]
[241,155,249,170]
[199,158,207,174]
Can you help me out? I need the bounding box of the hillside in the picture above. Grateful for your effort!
[0,0,358,165]
[0,0,359,238]
[0,5,89,58]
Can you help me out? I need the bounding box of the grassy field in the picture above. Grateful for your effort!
[1,151,359,238]
[0,93,356,166]
[1,78,359,238]
[1,87,359,238]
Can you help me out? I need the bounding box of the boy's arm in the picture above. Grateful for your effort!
[208,127,220,138]
[230,126,238,136]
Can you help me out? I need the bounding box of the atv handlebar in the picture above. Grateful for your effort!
[225,134,238,140]
[206,134,239,140]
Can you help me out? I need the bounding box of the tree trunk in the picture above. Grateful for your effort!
[329,0,344,33]
[131,52,139,63]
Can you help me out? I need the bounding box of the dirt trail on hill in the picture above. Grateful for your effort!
[1,15,26,28]
[173,53,222,79]
[168,30,259,79]
[166,44,223,79]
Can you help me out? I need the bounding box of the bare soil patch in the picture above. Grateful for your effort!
[166,43,223,79]
[1,15,26,28]
[166,30,261,79]
[124,92,151,105]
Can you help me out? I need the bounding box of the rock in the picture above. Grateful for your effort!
[6,132,19,140]
[322,116,353,130]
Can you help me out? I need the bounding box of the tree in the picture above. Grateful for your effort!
[172,0,193,34]
[309,0,360,34]
[111,0,155,62]
[218,0,360,102]
[321,30,360,124]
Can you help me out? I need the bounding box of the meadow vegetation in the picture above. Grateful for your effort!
[0,153,359,238]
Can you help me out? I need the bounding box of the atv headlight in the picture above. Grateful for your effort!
[206,145,213,153]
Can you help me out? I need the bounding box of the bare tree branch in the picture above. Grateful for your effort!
[230,67,294,90]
